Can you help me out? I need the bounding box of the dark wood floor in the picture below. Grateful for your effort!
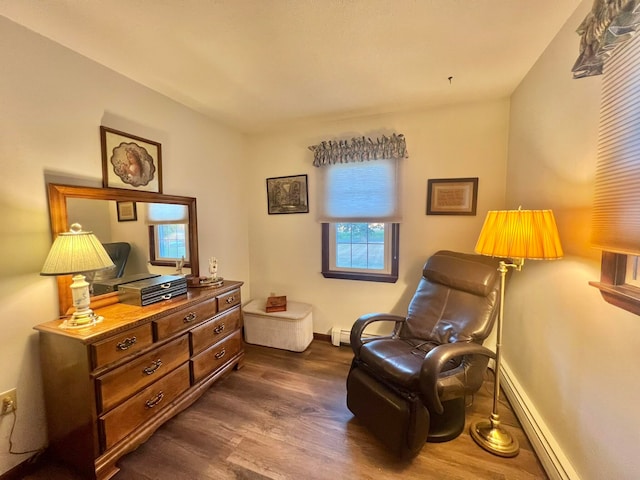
[25,340,547,480]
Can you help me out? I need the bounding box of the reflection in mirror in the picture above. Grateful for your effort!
[48,184,199,315]
[66,199,190,294]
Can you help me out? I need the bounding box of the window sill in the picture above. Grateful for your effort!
[321,270,398,283]
[589,281,640,316]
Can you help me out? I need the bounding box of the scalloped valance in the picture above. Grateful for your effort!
[309,134,408,167]
[573,0,640,78]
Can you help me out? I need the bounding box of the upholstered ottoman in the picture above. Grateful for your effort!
[243,299,313,352]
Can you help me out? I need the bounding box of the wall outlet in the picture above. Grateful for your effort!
[0,388,17,415]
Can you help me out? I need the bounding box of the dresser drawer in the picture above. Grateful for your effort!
[91,323,154,369]
[97,335,190,413]
[217,289,241,313]
[99,363,190,450]
[190,307,241,356]
[191,330,242,383]
[154,296,218,340]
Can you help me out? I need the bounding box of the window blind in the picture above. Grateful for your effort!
[145,203,189,224]
[591,32,640,254]
[317,158,401,223]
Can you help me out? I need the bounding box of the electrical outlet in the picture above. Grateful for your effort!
[0,388,17,415]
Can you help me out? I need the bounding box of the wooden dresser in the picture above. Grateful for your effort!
[34,281,244,480]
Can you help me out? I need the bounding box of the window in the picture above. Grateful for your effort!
[317,157,401,282]
[588,31,640,315]
[149,224,190,267]
[322,222,399,282]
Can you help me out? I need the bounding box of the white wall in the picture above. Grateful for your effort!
[246,100,509,336]
[0,17,250,475]
[506,1,640,478]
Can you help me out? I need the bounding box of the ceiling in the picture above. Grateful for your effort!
[1,1,582,133]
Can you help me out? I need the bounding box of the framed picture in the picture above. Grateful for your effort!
[266,174,309,214]
[116,201,137,222]
[426,177,478,215]
[101,126,163,193]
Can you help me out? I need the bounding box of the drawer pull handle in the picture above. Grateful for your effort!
[143,359,163,375]
[215,349,226,360]
[213,324,225,334]
[225,296,236,304]
[145,391,164,408]
[160,283,172,289]
[184,312,197,323]
[116,336,137,351]
[161,294,172,300]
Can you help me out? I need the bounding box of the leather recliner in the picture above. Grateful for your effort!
[346,250,502,458]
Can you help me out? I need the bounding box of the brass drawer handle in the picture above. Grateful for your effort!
[145,391,164,408]
[213,324,225,334]
[116,336,137,351]
[161,294,173,300]
[225,296,236,304]
[183,312,197,323]
[143,359,163,375]
[160,283,172,289]
[215,349,226,360]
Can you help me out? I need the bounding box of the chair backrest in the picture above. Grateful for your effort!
[101,242,131,278]
[400,250,501,345]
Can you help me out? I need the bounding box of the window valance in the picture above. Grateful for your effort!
[308,134,408,167]
[572,0,640,78]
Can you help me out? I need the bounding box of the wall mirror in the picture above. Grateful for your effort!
[47,183,199,315]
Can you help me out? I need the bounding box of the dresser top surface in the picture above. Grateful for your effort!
[34,280,243,343]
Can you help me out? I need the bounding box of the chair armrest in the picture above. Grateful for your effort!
[419,343,495,414]
[350,313,406,354]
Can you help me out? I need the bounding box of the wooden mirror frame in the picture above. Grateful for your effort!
[47,183,199,315]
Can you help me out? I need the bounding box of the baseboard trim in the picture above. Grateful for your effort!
[500,361,579,480]
[0,450,47,480]
[313,332,331,343]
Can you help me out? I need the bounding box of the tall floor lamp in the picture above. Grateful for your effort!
[470,208,563,457]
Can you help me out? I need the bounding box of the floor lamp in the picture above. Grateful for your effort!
[470,208,563,457]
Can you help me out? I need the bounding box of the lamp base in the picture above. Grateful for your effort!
[60,310,103,330]
[469,418,519,457]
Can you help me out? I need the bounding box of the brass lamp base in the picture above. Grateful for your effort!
[470,417,519,457]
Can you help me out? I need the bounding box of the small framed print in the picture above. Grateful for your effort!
[116,201,137,222]
[101,126,163,193]
[266,174,309,214]
[426,177,478,215]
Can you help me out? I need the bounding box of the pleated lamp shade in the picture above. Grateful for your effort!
[41,223,115,276]
[475,209,563,260]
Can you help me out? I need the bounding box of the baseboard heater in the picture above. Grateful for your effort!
[331,327,378,346]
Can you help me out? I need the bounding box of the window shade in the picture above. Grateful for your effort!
[317,158,401,223]
[591,32,640,254]
[145,203,189,224]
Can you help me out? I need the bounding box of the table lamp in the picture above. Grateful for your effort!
[41,223,115,328]
[470,208,563,457]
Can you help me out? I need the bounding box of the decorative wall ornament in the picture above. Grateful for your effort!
[308,133,408,167]
[572,0,640,78]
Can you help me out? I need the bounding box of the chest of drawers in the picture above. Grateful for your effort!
[34,281,244,480]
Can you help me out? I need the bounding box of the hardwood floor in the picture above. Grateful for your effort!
[25,340,548,480]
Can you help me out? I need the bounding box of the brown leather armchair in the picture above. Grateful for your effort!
[346,250,502,458]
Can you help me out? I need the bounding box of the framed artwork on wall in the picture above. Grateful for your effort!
[266,174,309,214]
[426,177,478,215]
[116,201,137,222]
[101,126,163,193]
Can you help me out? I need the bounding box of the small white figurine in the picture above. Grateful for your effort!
[209,257,218,279]
[176,256,185,275]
